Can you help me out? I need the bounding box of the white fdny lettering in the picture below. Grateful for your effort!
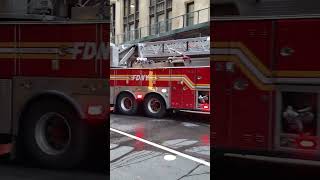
[131,75,149,81]
[72,42,108,60]
[97,42,108,60]
[82,42,97,60]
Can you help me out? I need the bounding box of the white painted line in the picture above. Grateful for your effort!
[110,127,210,167]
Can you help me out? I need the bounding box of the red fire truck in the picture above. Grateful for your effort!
[0,1,109,168]
[212,0,320,164]
[110,37,210,118]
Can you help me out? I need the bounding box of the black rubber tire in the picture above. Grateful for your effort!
[20,99,88,169]
[143,94,167,118]
[116,92,138,115]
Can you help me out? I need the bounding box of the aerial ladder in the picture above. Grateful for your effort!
[113,36,210,67]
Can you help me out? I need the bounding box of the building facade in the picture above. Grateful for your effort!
[110,0,209,44]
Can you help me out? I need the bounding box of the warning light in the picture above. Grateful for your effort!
[202,104,209,111]
[161,89,167,93]
[137,94,143,99]
[299,140,316,148]
[296,135,317,149]
[88,105,103,115]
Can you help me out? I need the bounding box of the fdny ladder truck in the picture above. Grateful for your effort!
[0,0,109,168]
[212,0,320,165]
[110,37,210,118]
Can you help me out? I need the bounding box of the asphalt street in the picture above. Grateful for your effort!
[0,161,106,180]
[110,113,211,180]
[3,111,320,180]
[214,156,320,179]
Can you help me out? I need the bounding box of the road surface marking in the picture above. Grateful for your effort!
[110,127,210,167]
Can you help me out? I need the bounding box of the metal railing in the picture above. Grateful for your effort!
[111,7,209,45]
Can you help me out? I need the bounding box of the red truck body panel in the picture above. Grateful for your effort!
[212,17,320,160]
[111,66,210,112]
[0,19,109,167]
[0,21,109,136]
[0,23,109,79]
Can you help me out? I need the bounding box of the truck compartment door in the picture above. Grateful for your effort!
[228,20,273,150]
[195,67,210,111]
[213,20,273,150]
[0,25,15,134]
[274,19,320,153]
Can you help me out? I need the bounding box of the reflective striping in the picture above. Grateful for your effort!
[110,74,210,90]
[213,49,271,84]
[0,48,65,54]
[213,54,274,91]
[213,42,272,77]
[0,42,16,48]
[0,42,73,48]
[0,54,73,60]
[212,42,320,90]
[110,127,210,167]
[0,42,74,59]
[0,42,108,60]
[0,54,16,59]
[213,42,320,78]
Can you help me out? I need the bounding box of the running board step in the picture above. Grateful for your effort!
[178,110,210,115]
[224,153,320,167]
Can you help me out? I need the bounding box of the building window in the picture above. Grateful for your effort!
[123,0,139,42]
[167,10,172,31]
[135,0,139,12]
[124,0,129,16]
[111,4,116,42]
[124,24,127,40]
[149,0,172,35]
[129,0,135,14]
[129,23,135,41]
[150,16,156,35]
[150,0,156,6]
[186,2,195,26]
[157,13,165,33]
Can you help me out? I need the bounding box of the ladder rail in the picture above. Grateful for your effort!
[138,36,210,58]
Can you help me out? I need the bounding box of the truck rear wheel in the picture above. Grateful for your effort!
[21,99,87,168]
[116,92,138,115]
[143,94,167,118]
